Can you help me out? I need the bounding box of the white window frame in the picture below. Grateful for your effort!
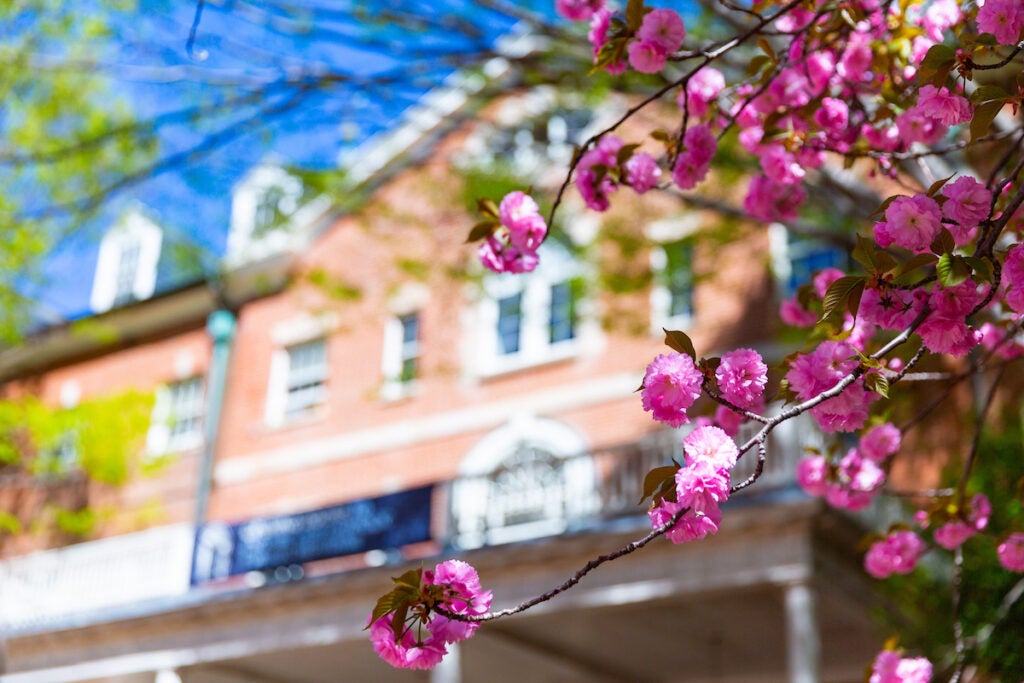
[265,337,329,427]
[468,243,596,378]
[147,376,205,455]
[381,311,421,401]
[91,212,162,313]
[226,164,329,266]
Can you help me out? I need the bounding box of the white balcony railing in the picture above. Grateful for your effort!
[0,522,194,631]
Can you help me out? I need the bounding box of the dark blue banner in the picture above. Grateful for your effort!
[191,485,433,584]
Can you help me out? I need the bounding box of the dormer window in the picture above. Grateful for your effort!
[91,212,162,313]
[227,164,310,265]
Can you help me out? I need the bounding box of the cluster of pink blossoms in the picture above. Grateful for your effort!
[918,493,992,550]
[478,191,548,274]
[574,134,662,212]
[870,650,933,683]
[977,0,1024,44]
[786,340,878,433]
[369,560,492,670]
[797,422,900,510]
[641,348,767,428]
[864,530,927,579]
[649,425,737,543]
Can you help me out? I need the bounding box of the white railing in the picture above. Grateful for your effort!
[0,522,194,631]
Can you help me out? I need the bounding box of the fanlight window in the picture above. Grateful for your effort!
[450,418,597,550]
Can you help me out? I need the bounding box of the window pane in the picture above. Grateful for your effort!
[285,339,328,417]
[399,313,419,383]
[497,293,522,355]
[786,236,847,296]
[549,281,576,344]
[113,238,141,307]
[169,377,204,446]
[663,241,694,318]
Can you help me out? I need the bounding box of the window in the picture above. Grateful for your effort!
[650,239,695,330]
[167,377,205,451]
[381,312,421,399]
[253,185,290,239]
[770,224,849,298]
[474,243,588,376]
[112,236,142,307]
[91,211,163,313]
[284,339,328,420]
[548,282,576,344]
[147,377,205,455]
[497,293,523,355]
[450,416,596,550]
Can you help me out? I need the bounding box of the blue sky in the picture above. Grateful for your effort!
[29,0,537,322]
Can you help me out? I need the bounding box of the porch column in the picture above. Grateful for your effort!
[784,581,820,683]
[431,642,461,683]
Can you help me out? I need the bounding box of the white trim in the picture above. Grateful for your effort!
[459,414,588,476]
[465,243,600,379]
[90,212,162,313]
[215,371,641,486]
[226,164,330,267]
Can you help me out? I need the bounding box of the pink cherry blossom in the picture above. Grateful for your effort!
[478,235,539,274]
[576,135,624,211]
[683,424,739,469]
[370,616,448,670]
[744,175,806,222]
[588,8,626,74]
[859,422,901,462]
[813,97,850,134]
[555,0,604,22]
[979,322,1024,359]
[715,348,767,409]
[879,194,943,253]
[942,176,991,235]
[672,125,717,190]
[796,455,828,497]
[864,530,927,579]
[915,85,972,127]
[681,67,725,117]
[641,353,704,427]
[761,145,805,185]
[1003,244,1024,312]
[628,40,668,73]
[780,296,818,327]
[977,0,1024,45]
[895,108,947,145]
[870,650,933,683]
[650,459,731,544]
[499,191,547,252]
[933,493,991,549]
[713,404,744,437]
[636,8,686,52]
[997,532,1024,572]
[624,152,662,194]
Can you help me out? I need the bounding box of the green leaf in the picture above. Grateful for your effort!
[936,253,971,287]
[616,143,640,167]
[756,37,776,61]
[917,43,956,86]
[392,567,423,591]
[966,255,994,283]
[663,328,696,359]
[639,465,679,505]
[869,195,899,220]
[625,0,646,31]
[820,276,866,322]
[926,173,955,197]
[864,372,890,398]
[466,220,497,243]
[899,252,938,275]
[476,197,499,219]
[970,100,1003,141]
[746,55,772,76]
[929,228,955,256]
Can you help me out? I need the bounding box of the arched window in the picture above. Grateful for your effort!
[449,416,597,550]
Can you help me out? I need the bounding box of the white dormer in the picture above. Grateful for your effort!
[227,164,306,265]
[91,211,162,313]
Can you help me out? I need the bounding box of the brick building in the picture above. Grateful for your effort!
[0,79,880,683]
